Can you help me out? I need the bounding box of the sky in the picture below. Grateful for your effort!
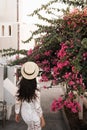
[21,0,51,23]
[19,0,67,50]
[20,0,51,49]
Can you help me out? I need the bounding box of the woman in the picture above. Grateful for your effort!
[15,61,45,130]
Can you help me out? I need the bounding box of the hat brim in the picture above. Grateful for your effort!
[21,62,39,79]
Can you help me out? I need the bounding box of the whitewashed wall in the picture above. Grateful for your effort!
[0,0,18,50]
[0,0,17,22]
[0,23,18,50]
[7,66,16,84]
[3,66,17,119]
[0,66,4,101]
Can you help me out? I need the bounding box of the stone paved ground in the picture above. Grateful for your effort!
[0,86,69,130]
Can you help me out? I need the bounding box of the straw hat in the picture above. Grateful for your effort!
[21,61,39,79]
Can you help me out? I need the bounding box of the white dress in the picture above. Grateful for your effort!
[15,91,43,130]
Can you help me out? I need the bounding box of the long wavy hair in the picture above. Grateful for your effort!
[16,77,38,102]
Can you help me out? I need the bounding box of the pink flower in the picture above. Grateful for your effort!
[65,100,74,108]
[67,103,73,109]
[83,7,87,16]
[56,60,70,70]
[67,21,71,25]
[76,103,81,111]
[42,60,49,65]
[58,51,67,58]
[64,100,68,106]
[83,52,87,58]
[68,81,75,86]
[53,66,58,73]
[57,103,64,110]
[70,8,79,14]
[63,60,70,66]
[72,66,76,72]
[57,62,63,69]
[79,77,83,84]
[71,107,78,113]
[57,43,68,58]
[27,49,33,56]
[73,85,77,90]
[35,54,40,60]
[52,80,57,85]
[43,66,50,72]
[41,74,48,81]
[68,92,74,99]
[52,59,58,65]
[51,97,64,111]
[44,50,52,56]
[76,79,80,84]
[63,72,71,79]
[43,86,47,89]
[51,100,58,111]
[57,97,64,110]
[73,22,77,28]
[15,55,19,59]
[57,97,63,102]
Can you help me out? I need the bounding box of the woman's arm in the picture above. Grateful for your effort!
[15,98,21,122]
[15,114,20,123]
[35,90,46,127]
[40,115,46,128]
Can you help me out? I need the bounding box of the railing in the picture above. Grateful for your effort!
[0,101,7,127]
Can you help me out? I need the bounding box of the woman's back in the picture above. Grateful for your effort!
[15,62,45,130]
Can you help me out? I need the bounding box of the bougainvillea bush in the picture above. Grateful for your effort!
[29,8,87,113]
[50,8,87,113]
[1,4,87,114]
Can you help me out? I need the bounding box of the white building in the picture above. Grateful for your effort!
[0,0,21,118]
[0,0,20,50]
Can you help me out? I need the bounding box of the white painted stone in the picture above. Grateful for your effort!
[4,78,18,119]
[7,66,15,84]
[4,78,18,105]
[0,65,4,101]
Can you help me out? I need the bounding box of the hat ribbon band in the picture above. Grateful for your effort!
[23,68,35,76]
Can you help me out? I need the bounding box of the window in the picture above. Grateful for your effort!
[2,25,4,36]
[9,25,11,36]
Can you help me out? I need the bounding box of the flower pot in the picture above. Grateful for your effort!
[64,107,87,130]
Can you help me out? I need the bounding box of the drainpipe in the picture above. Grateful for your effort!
[17,0,20,50]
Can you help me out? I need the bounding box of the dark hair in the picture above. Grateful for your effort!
[16,77,38,102]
